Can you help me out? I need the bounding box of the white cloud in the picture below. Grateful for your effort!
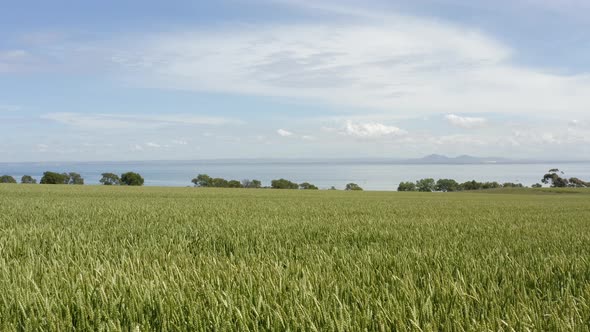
[171,139,188,145]
[277,129,294,137]
[41,112,240,129]
[36,144,49,152]
[85,2,590,118]
[445,114,488,129]
[343,120,406,138]
[145,142,161,148]
[0,105,21,112]
[132,144,144,151]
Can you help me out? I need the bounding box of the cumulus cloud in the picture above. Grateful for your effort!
[343,120,406,138]
[277,129,294,137]
[445,114,488,129]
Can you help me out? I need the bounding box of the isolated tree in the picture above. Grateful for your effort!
[20,175,37,184]
[329,186,337,190]
[121,172,144,186]
[40,172,68,184]
[67,172,84,185]
[271,179,299,189]
[192,174,212,187]
[532,183,543,188]
[242,179,262,188]
[542,169,569,188]
[299,182,319,190]
[397,181,416,192]
[0,175,16,183]
[100,173,120,185]
[228,180,243,188]
[436,179,460,192]
[416,178,436,192]
[345,183,363,191]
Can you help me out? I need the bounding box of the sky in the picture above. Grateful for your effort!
[1,0,589,162]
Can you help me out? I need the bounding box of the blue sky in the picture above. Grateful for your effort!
[1,0,589,162]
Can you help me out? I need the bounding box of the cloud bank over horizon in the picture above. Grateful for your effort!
[0,0,589,161]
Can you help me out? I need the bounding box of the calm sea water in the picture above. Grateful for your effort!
[1,160,588,191]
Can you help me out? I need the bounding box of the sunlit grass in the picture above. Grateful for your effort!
[1,185,589,330]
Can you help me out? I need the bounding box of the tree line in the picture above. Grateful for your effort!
[397,169,588,192]
[191,174,364,191]
[1,171,363,190]
[3,168,586,191]
[397,178,524,192]
[0,172,145,186]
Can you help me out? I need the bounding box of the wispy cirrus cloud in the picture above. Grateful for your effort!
[81,1,590,119]
[41,112,241,129]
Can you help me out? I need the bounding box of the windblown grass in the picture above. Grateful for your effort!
[1,185,589,331]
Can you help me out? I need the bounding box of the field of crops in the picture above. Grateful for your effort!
[1,185,589,331]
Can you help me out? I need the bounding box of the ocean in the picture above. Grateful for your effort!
[1,160,588,191]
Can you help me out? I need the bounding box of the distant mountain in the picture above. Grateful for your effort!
[404,154,511,164]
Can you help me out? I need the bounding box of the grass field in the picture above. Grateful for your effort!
[1,185,590,331]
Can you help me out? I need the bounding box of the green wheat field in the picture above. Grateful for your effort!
[1,184,590,331]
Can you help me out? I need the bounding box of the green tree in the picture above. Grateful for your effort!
[271,179,299,189]
[502,182,524,188]
[542,169,568,188]
[435,179,460,192]
[121,172,144,186]
[40,172,68,184]
[0,175,17,183]
[67,172,84,185]
[299,182,319,190]
[192,174,212,187]
[460,180,482,191]
[100,173,120,185]
[345,183,363,191]
[228,180,243,188]
[20,175,37,184]
[416,178,435,192]
[210,178,229,188]
[242,179,262,188]
[482,182,501,190]
[397,181,416,192]
[532,183,543,188]
[568,177,589,188]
